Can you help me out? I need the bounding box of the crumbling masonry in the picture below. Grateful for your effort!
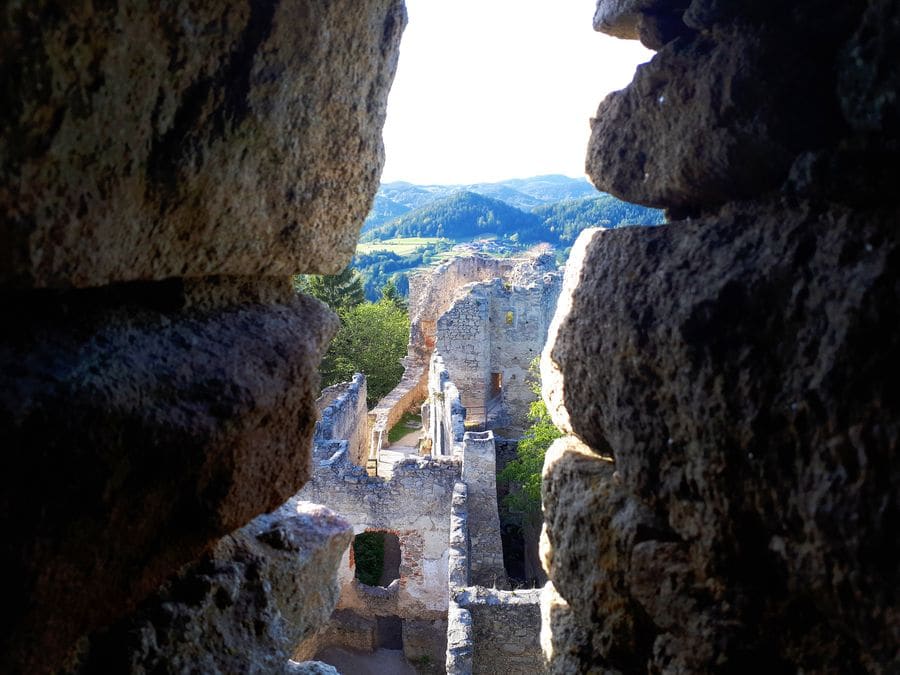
[292,255,561,670]
[3,1,897,673]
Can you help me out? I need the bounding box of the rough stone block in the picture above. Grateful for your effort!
[592,0,668,39]
[66,501,353,672]
[403,618,449,672]
[540,582,614,675]
[542,201,899,669]
[593,0,691,49]
[586,15,858,212]
[838,0,900,138]
[0,277,338,672]
[540,437,657,672]
[1,0,406,287]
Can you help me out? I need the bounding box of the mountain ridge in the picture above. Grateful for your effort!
[362,176,664,243]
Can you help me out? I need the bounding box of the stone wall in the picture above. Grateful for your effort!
[1,1,405,671]
[367,356,429,469]
[459,588,544,675]
[462,431,506,587]
[363,255,520,473]
[426,352,466,458]
[295,440,460,665]
[436,255,561,430]
[66,501,352,673]
[445,475,544,675]
[316,374,369,467]
[486,264,562,428]
[408,256,515,360]
[437,291,492,421]
[539,1,900,672]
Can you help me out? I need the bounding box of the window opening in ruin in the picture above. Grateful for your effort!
[505,310,514,325]
[491,372,503,399]
[353,531,401,587]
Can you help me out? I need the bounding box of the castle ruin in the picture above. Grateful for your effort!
[292,254,562,671]
[3,1,897,673]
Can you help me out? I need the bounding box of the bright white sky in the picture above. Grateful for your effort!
[380,0,653,185]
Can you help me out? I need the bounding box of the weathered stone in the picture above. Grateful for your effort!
[838,0,900,138]
[445,603,474,674]
[540,582,620,675]
[402,618,449,673]
[316,374,370,467]
[0,278,338,672]
[586,13,858,212]
[456,587,544,674]
[286,661,340,675]
[430,255,561,431]
[1,0,406,288]
[293,609,379,661]
[541,437,658,672]
[592,0,670,39]
[462,431,506,587]
[542,200,900,669]
[66,501,353,673]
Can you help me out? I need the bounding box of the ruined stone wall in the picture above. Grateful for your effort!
[408,256,514,359]
[1,1,405,671]
[462,431,506,587]
[459,588,544,675]
[487,262,562,429]
[437,290,492,420]
[446,477,544,675]
[435,256,561,430]
[367,356,429,461]
[316,373,369,467]
[539,1,900,672]
[365,258,504,468]
[296,444,460,620]
[426,352,466,458]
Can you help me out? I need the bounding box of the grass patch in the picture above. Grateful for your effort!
[353,532,385,586]
[388,411,422,444]
[356,237,449,256]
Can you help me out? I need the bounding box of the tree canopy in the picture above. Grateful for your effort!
[380,278,407,310]
[499,359,563,516]
[293,266,365,312]
[295,267,409,407]
[320,298,409,407]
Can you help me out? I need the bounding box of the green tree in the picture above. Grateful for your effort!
[380,278,407,310]
[500,394,563,516]
[320,298,410,407]
[498,358,562,585]
[294,266,365,312]
[352,532,385,586]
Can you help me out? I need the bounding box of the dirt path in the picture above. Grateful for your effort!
[314,647,417,675]
[392,428,422,448]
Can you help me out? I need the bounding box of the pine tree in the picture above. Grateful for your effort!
[380,278,407,310]
[294,267,365,312]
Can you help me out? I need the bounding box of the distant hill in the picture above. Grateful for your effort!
[365,175,600,232]
[364,195,412,230]
[361,191,541,241]
[530,194,666,244]
[497,175,600,203]
[458,183,545,210]
[362,179,663,245]
[354,176,665,300]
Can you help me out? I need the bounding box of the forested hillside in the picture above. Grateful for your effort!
[361,191,542,241]
[353,175,664,300]
[361,184,663,246]
[530,194,666,244]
